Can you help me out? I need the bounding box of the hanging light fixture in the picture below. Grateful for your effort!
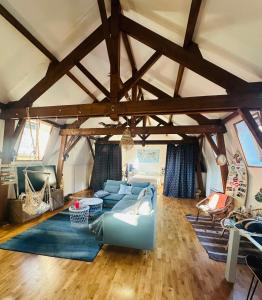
[120,128,134,151]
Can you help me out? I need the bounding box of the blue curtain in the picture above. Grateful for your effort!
[163,143,197,198]
[90,144,122,192]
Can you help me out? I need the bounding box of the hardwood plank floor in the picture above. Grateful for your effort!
[0,193,261,300]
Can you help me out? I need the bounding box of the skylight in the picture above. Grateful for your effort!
[235,118,262,167]
[16,121,52,161]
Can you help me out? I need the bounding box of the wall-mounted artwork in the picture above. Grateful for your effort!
[226,151,248,208]
[137,149,160,163]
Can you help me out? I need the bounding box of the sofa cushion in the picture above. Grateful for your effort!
[131,186,144,195]
[121,194,138,201]
[118,184,132,195]
[104,184,120,193]
[104,180,127,193]
[130,182,149,188]
[94,190,110,198]
[112,199,138,211]
[137,195,153,215]
[103,193,125,202]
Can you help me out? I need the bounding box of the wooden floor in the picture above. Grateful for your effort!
[0,192,261,300]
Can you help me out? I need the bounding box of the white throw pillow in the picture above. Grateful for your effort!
[125,185,132,195]
[118,184,132,195]
[118,184,127,194]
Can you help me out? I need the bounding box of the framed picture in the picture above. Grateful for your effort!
[136,149,160,163]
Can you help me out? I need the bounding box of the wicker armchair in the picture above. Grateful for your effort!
[196,192,234,225]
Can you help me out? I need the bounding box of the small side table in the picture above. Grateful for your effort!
[69,205,89,227]
[79,198,103,218]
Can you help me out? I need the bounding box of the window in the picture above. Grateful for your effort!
[17,120,52,161]
[235,117,262,167]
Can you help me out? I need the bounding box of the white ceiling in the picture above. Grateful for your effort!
[0,0,261,132]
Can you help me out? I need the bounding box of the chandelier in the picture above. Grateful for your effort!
[120,128,134,150]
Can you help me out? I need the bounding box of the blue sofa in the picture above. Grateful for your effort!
[92,180,157,250]
[102,179,149,207]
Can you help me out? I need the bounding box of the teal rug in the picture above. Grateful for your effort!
[0,209,108,262]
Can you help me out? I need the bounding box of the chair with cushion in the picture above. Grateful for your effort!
[196,192,234,224]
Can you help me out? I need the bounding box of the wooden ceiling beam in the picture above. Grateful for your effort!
[222,111,239,124]
[96,139,197,145]
[60,125,225,136]
[173,0,202,97]
[3,94,262,120]
[0,4,98,103]
[120,15,248,90]
[170,0,203,122]
[118,51,161,100]
[204,133,219,156]
[76,62,110,98]
[8,21,106,108]
[139,79,217,124]
[110,0,121,104]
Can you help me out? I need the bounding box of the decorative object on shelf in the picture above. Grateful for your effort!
[255,188,262,202]
[216,154,227,166]
[225,151,248,208]
[120,128,134,151]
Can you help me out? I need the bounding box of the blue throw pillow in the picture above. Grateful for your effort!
[104,184,120,193]
[94,190,110,198]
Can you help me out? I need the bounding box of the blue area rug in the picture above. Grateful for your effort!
[0,209,109,262]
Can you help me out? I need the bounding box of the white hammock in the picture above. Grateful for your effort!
[22,171,53,215]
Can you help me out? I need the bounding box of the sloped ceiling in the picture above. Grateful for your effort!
[0,0,261,131]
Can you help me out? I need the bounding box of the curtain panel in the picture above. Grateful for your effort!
[163,143,198,199]
[90,144,122,192]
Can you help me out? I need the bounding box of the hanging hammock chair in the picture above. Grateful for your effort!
[21,170,53,215]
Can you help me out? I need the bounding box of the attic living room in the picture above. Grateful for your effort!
[0,0,262,299]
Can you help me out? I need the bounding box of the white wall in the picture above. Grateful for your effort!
[122,145,167,177]
[43,128,94,196]
[203,115,262,209]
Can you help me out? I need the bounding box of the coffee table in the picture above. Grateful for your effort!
[79,198,103,218]
[69,204,89,227]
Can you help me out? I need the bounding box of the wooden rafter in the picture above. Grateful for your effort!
[222,111,239,124]
[60,125,225,136]
[120,15,250,91]
[57,135,68,188]
[217,133,228,192]
[96,139,197,145]
[75,62,110,98]
[205,133,219,156]
[3,94,262,120]
[173,0,202,96]
[170,0,203,122]
[118,51,161,100]
[87,137,95,159]
[9,21,106,108]
[110,0,121,104]
[0,4,98,103]
[139,79,213,124]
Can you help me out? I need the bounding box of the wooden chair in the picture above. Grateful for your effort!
[196,192,234,225]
